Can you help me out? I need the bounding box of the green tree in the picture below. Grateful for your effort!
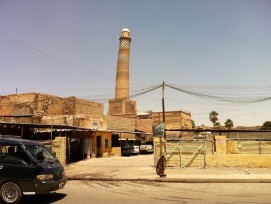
[262,121,271,130]
[214,122,221,129]
[191,120,196,128]
[224,119,234,130]
[209,111,218,128]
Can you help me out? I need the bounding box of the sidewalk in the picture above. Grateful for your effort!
[65,154,271,183]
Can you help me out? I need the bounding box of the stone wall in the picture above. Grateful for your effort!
[52,136,66,165]
[75,98,104,117]
[108,98,136,117]
[152,111,192,137]
[152,111,192,128]
[0,93,105,128]
[111,147,121,157]
[106,115,136,139]
[106,115,135,131]
[135,118,153,133]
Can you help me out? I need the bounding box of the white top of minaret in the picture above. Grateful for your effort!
[122,27,130,32]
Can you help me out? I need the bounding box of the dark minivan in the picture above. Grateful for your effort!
[0,136,67,204]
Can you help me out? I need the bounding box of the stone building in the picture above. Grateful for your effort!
[0,93,104,129]
[135,111,192,140]
[0,93,133,161]
[151,111,192,139]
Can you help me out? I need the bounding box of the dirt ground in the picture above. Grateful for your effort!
[65,154,271,181]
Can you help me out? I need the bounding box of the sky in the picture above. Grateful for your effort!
[0,0,270,127]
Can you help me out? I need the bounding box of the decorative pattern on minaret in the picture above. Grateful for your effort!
[115,27,131,100]
[108,27,137,118]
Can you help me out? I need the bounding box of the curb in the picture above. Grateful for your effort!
[67,177,271,183]
[67,177,156,182]
[156,178,271,183]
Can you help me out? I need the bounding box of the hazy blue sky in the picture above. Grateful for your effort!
[0,0,270,127]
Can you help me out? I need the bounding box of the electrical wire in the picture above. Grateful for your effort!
[0,34,113,80]
[165,84,271,104]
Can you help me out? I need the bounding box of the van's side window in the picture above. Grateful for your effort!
[1,145,31,165]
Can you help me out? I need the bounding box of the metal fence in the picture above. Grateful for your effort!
[227,139,271,154]
[154,140,212,168]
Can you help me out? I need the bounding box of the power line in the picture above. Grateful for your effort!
[165,83,271,104]
[0,34,113,80]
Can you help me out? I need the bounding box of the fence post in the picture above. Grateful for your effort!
[179,143,182,167]
[204,142,206,167]
[259,140,262,155]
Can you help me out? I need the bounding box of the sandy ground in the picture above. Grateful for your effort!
[65,154,271,181]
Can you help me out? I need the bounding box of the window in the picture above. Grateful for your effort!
[0,145,32,165]
[105,139,108,148]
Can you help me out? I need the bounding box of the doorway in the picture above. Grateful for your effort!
[96,136,102,157]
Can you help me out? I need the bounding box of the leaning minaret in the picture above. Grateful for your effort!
[108,27,136,118]
[115,27,131,99]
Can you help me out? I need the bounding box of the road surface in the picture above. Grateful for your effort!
[21,180,271,204]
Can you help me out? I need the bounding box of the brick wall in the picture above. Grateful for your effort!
[152,111,192,137]
[106,115,135,131]
[135,119,153,133]
[152,111,192,128]
[108,99,136,116]
[75,98,104,117]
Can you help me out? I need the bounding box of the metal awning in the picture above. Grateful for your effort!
[0,122,152,135]
[0,121,78,129]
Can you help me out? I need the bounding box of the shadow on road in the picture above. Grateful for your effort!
[21,193,67,204]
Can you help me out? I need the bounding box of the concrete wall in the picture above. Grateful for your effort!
[92,131,112,158]
[207,136,271,167]
[207,154,271,167]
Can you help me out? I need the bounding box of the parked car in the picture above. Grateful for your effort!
[0,135,67,204]
[140,142,154,154]
[121,144,134,156]
[132,145,140,155]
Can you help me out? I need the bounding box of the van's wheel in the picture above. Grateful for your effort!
[0,182,22,204]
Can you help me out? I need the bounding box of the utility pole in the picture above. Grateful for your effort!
[162,81,166,140]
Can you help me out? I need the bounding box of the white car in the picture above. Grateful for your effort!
[132,145,140,155]
[140,144,153,154]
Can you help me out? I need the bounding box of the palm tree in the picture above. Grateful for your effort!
[214,122,221,129]
[209,111,218,128]
[225,119,234,130]
[262,121,271,130]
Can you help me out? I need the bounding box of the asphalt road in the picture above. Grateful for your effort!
[20,180,271,204]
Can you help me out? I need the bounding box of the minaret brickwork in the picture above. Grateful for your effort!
[108,27,136,118]
[115,27,131,99]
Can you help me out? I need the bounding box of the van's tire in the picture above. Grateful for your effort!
[0,182,22,204]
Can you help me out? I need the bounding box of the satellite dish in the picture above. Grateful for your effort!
[156,155,167,177]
